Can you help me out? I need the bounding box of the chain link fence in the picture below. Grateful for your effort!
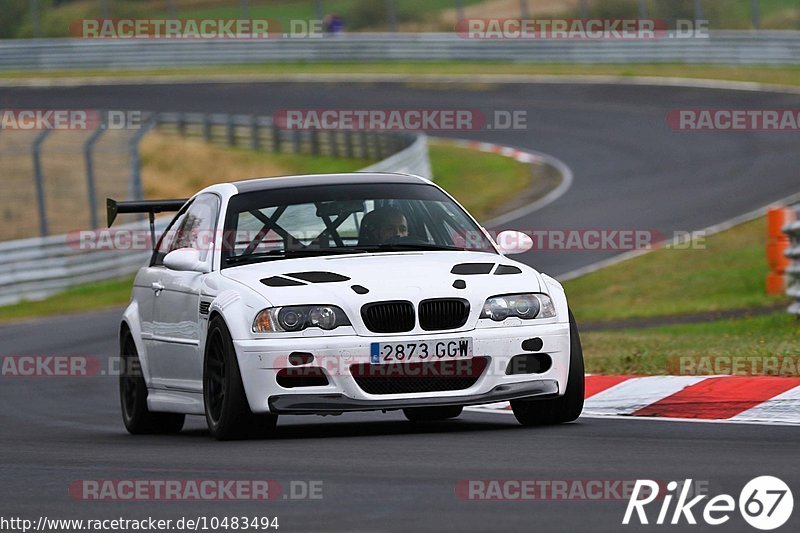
[0,112,422,241]
[0,126,136,241]
[0,111,431,305]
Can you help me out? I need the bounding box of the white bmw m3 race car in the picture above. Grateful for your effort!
[110,173,584,440]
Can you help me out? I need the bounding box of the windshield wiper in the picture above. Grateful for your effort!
[226,248,366,265]
[351,243,469,253]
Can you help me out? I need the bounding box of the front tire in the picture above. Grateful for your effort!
[511,310,585,426]
[120,332,185,435]
[204,317,277,440]
[403,406,463,422]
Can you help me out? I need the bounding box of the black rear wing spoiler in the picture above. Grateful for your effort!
[107,198,189,249]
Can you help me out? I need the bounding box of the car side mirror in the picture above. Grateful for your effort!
[495,230,533,255]
[163,248,208,273]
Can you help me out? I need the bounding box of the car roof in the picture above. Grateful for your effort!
[232,172,430,193]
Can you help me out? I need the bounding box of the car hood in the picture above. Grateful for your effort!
[220,251,542,310]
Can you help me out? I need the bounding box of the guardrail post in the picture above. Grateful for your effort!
[129,114,158,202]
[694,0,704,21]
[29,0,41,38]
[344,130,354,159]
[360,131,369,159]
[177,112,186,136]
[272,122,282,152]
[83,119,107,229]
[251,115,260,150]
[329,131,339,158]
[310,129,320,156]
[292,129,301,154]
[751,0,761,29]
[638,0,647,18]
[387,0,397,32]
[519,0,529,19]
[32,129,52,237]
[203,114,212,142]
[227,115,236,146]
[375,134,385,160]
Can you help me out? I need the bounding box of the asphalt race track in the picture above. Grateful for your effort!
[1,81,799,531]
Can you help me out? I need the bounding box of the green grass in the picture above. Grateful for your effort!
[5,63,800,89]
[564,218,786,322]
[429,142,532,221]
[564,215,798,375]
[582,312,800,375]
[0,276,135,322]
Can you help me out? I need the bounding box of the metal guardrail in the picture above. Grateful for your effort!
[0,113,431,307]
[785,206,800,316]
[2,31,800,69]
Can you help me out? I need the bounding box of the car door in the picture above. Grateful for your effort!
[149,194,220,392]
[136,203,192,383]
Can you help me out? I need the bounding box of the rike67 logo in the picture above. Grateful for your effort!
[623,477,793,530]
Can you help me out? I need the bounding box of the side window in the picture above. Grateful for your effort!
[152,194,220,266]
[152,204,192,267]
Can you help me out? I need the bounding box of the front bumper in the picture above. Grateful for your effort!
[269,380,559,414]
[234,321,570,414]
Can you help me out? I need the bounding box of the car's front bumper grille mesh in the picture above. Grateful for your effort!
[419,298,470,331]
[350,357,488,395]
[361,301,415,333]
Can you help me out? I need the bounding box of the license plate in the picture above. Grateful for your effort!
[370,338,473,364]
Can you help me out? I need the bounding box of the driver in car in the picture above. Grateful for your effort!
[358,206,409,245]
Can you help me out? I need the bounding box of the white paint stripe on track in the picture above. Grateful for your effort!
[583,375,708,416]
[728,385,800,425]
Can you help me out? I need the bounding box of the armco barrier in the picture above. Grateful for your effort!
[0,114,431,307]
[784,205,800,316]
[2,32,800,70]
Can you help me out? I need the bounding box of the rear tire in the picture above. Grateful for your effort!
[120,332,185,435]
[511,310,584,426]
[204,317,278,440]
[403,406,463,422]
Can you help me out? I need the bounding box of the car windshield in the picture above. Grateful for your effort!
[221,182,496,267]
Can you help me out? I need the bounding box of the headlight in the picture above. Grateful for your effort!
[253,305,351,333]
[480,293,556,321]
